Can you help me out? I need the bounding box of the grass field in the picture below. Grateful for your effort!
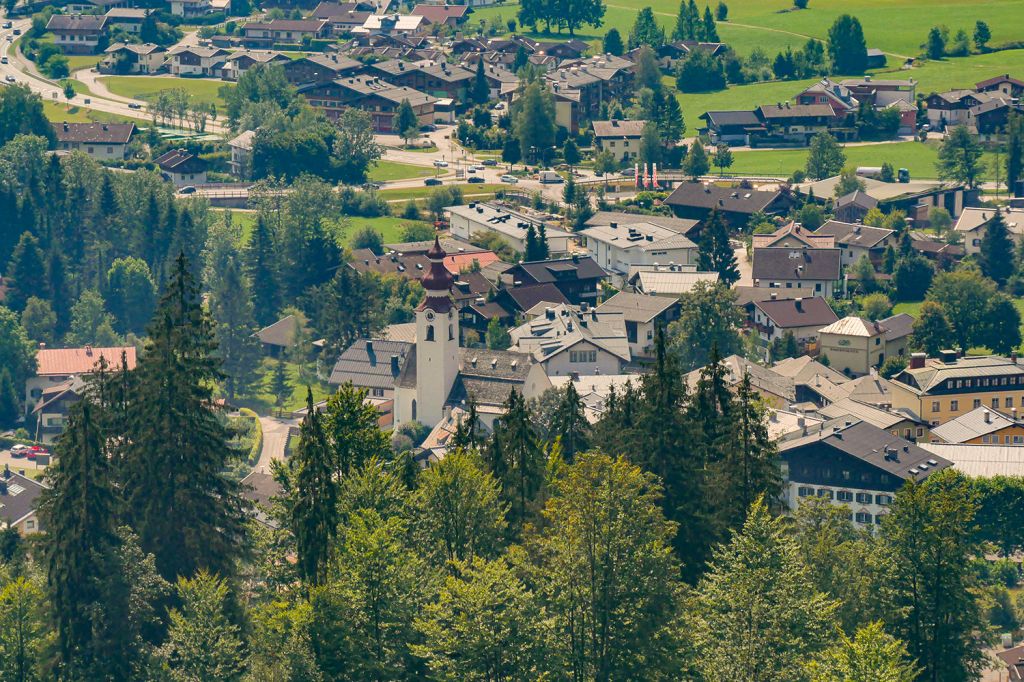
[726,140,997,180]
[42,100,139,124]
[242,359,331,415]
[217,210,432,248]
[378,183,507,201]
[99,76,233,108]
[368,160,436,182]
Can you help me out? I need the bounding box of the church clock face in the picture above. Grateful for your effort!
[425,311,435,321]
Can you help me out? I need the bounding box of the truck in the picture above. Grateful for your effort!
[855,166,911,183]
[538,170,563,184]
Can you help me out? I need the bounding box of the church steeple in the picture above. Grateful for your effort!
[418,236,455,312]
[412,235,460,427]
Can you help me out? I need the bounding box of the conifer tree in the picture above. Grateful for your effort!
[549,381,589,462]
[209,256,261,399]
[702,5,719,41]
[683,138,709,180]
[450,399,481,452]
[0,369,18,428]
[323,382,389,478]
[276,388,339,587]
[46,250,70,336]
[697,207,740,285]
[489,389,544,534]
[38,400,120,675]
[979,209,1015,287]
[121,254,247,582]
[4,232,46,313]
[472,59,490,105]
[160,572,245,681]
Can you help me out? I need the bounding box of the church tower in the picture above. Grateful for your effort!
[414,237,459,427]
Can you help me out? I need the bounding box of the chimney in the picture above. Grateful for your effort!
[85,345,93,356]
[545,307,555,320]
[984,409,991,424]
[0,480,6,496]
[794,298,803,312]
[910,352,926,369]
[609,221,617,229]
[390,354,400,376]
[770,291,777,300]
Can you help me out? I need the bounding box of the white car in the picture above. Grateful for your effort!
[9,444,28,456]
[471,164,486,172]
[500,174,518,184]
[432,159,449,168]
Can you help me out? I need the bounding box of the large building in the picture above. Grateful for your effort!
[889,353,1024,425]
[780,418,951,527]
[47,14,108,54]
[817,314,914,377]
[25,345,137,415]
[595,291,679,359]
[509,303,630,376]
[447,202,573,254]
[580,217,697,279]
[751,247,842,298]
[929,406,1024,444]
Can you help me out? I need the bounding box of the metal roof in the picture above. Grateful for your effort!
[930,406,1023,443]
[919,443,1024,478]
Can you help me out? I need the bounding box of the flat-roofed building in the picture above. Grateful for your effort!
[447,202,573,254]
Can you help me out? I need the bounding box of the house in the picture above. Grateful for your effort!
[865,48,887,69]
[954,207,1024,255]
[684,354,796,408]
[591,119,646,161]
[754,103,837,145]
[348,245,501,282]
[355,13,428,36]
[220,50,290,81]
[100,42,166,74]
[889,353,1024,425]
[495,282,569,316]
[298,76,436,132]
[752,221,834,249]
[924,89,997,131]
[920,443,1024,479]
[628,266,718,297]
[510,302,630,376]
[817,314,914,378]
[751,247,842,297]
[965,97,1023,135]
[648,40,726,70]
[771,354,850,404]
[155,149,207,187]
[550,373,641,423]
[46,14,109,55]
[698,110,764,146]
[779,418,951,527]
[281,54,363,86]
[165,45,230,76]
[596,291,680,359]
[833,190,878,224]
[975,74,1024,98]
[816,397,929,443]
[750,296,839,358]
[255,314,301,357]
[25,345,137,414]
[329,338,413,401]
[410,3,468,26]
[501,256,608,306]
[170,0,226,18]
[310,2,375,33]
[536,39,590,60]
[373,61,475,101]
[665,183,797,228]
[53,122,135,160]
[392,239,552,429]
[798,175,973,221]
[32,376,86,443]
[813,220,894,267]
[580,217,697,279]
[459,299,514,342]
[447,202,574,254]
[995,645,1024,682]
[930,406,1024,445]
[104,7,148,33]
[68,0,135,13]
[240,469,281,528]
[838,77,916,108]
[544,59,634,129]
[0,466,47,536]
[241,19,331,47]
[795,78,859,117]
[228,130,255,179]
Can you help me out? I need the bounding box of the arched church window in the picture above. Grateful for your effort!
[426,325,434,341]
[448,324,454,340]
[411,399,417,421]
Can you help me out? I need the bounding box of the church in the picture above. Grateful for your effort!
[391,238,551,430]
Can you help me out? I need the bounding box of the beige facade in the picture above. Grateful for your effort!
[889,354,1024,425]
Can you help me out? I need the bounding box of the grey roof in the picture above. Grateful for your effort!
[0,467,47,528]
[780,418,951,482]
[817,397,911,430]
[665,183,788,217]
[733,285,817,307]
[700,109,762,127]
[240,470,281,510]
[257,315,298,348]
[685,354,796,402]
[771,355,849,386]
[511,303,630,363]
[752,247,842,282]
[632,270,718,296]
[54,122,134,144]
[818,316,886,338]
[503,283,569,312]
[880,313,914,342]
[815,220,892,248]
[47,14,108,30]
[330,338,412,388]
[843,373,894,407]
[397,347,537,407]
[509,257,607,284]
[585,211,699,235]
[596,291,676,323]
[835,190,879,210]
[591,119,646,138]
[892,355,1024,395]
[383,237,483,254]
[930,406,1022,443]
[757,103,835,119]
[919,443,1024,478]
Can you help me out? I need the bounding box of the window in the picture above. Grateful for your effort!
[797,486,814,497]
[973,399,981,409]
[875,494,893,505]
[855,492,873,504]
[1008,397,1015,408]
[950,400,959,411]
[411,399,416,421]
[815,283,822,292]
[931,401,940,413]
[371,388,385,398]
[25,520,34,530]
[855,512,872,524]
[569,350,597,364]
[916,427,924,438]
[837,491,853,502]
[875,337,881,345]
[817,489,834,499]
[983,435,991,443]
[449,324,454,341]
[1015,436,1024,444]
[993,398,1000,409]
[841,470,851,481]
[425,325,434,341]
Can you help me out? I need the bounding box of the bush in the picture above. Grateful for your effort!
[794,0,808,7]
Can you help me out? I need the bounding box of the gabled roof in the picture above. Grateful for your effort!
[752,221,834,249]
[511,303,630,363]
[892,355,1024,395]
[243,18,330,32]
[155,149,206,174]
[329,338,412,388]
[36,346,136,376]
[817,397,910,430]
[815,220,892,248]
[591,119,646,138]
[930,406,1023,443]
[502,283,569,312]
[665,183,790,217]
[47,14,108,30]
[771,355,848,386]
[105,41,164,55]
[920,443,1024,479]
[410,3,468,21]
[752,247,841,282]
[835,190,878,210]
[53,122,135,144]
[954,207,1024,235]
[818,316,886,338]
[699,109,762,127]
[975,74,1024,90]
[257,315,298,348]
[753,296,838,329]
[685,354,796,402]
[596,291,676,323]
[509,257,607,284]
[632,270,718,296]
[0,467,47,529]
[880,313,914,342]
[757,103,835,119]
[780,418,951,482]
[584,211,699,236]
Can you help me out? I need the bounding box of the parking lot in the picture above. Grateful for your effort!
[0,447,49,478]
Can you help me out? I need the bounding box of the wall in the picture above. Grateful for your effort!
[889,381,1024,425]
[818,332,882,377]
[540,341,622,377]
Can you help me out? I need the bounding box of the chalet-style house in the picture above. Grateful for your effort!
[53,122,135,160]
[47,14,109,54]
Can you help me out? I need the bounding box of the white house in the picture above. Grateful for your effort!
[581,218,697,280]
[752,247,843,298]
[510,302,630,376]
[228,130,256,179]
[751,296,839,360]
[52,122,135,160]
[595,291,679,359]
[447,202,574,255]
[954,207,1024,256]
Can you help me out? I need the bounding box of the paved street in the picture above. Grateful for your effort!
[256,416,296,472]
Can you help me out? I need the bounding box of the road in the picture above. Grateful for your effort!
[256,416,296,472]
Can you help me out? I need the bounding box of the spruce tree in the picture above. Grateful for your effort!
[472,59,490,105]
[549,381,589,463]
[121,254,247,582]
[697,208,740,285]
[450,399,481,452]
[4,232,46,313]
[38,400,120,675]
[683,139,709,180]
[703,5,719,41]
[323,381,389,478]
[276,388,339,587]
[209,256,261,399]
[0,369,18,428]
[489,389,543,534]
[979,209,1015,287]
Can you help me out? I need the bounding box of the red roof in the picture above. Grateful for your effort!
[444,251,499,274]
[36,346,137,376]
[411,4,469,22]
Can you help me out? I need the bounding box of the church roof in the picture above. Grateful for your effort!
[396,347,536,407]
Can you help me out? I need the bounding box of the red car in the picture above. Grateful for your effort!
[26,446,48,460]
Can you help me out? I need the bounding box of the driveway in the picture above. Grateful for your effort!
[256,416,296,472]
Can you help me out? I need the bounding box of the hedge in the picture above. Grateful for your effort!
[238,407,262,465]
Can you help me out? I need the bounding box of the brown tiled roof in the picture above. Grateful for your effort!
[753,296,838,329]
[47,14,108,30]
[665,183,787,216]
[591,119,646,138]
[53,122,134,144]
[411,3,468,21]
[752,247,842,282]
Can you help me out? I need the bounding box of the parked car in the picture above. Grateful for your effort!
[467,176,485,183]
[466,168,476,174]
[2,22,11,28]
[0,57,7,64]
[83,98,91,104]
[500,174,518,184]
[424,177,442,186]
[538,170,563,184]
[179,186,196,195]
[9,444,28,458]
[27,446,47,460]
[481,159,497,166]
[471,164,486,172]
[3,75,13,83]
[12,28,20,35]
[433,159,448,168]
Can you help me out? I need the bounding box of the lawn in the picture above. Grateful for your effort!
[42,100,139,124]
[893,298,1024,344]
[98,76,233,108]
[216,210,432,247]
[726,140,997,180]
[378,183,507,202]
[368,160,436,182]
[242,358,332,415]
